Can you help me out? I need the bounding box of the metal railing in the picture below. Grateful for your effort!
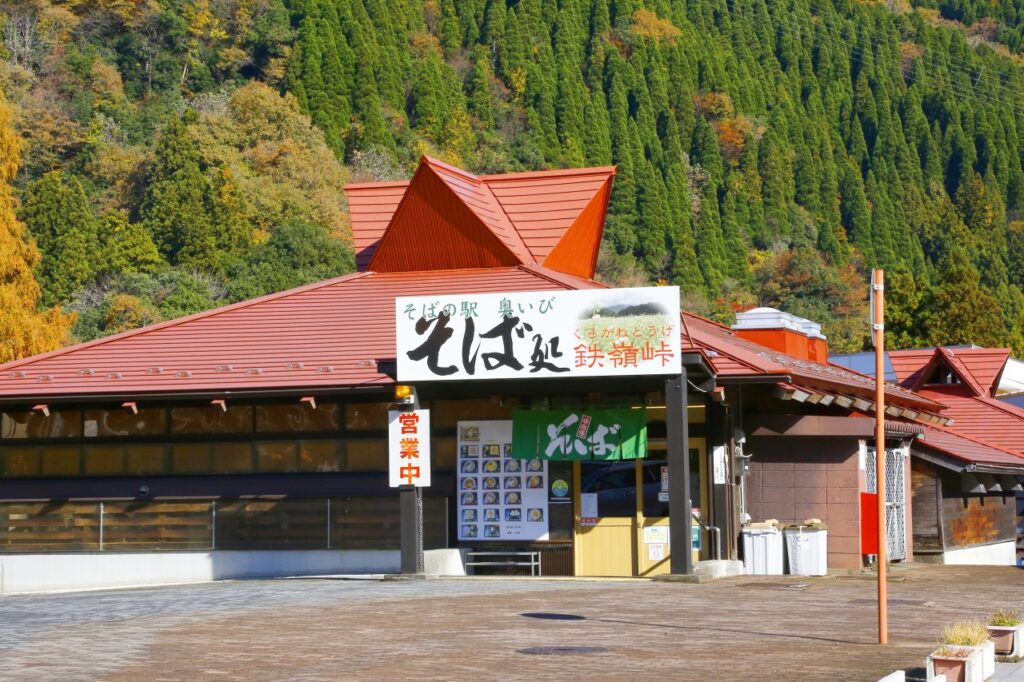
[692,513,722,561]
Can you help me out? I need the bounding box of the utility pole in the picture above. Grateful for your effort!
[872,268,888,645]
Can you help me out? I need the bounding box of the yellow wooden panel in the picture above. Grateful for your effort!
[574,518,634,576]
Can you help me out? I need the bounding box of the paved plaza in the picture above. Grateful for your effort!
[0,564,1021,681]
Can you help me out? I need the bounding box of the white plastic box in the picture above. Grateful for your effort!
[742,523,784,575]
[784,523,828,576]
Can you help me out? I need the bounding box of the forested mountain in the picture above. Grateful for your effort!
[2,0,1024,359]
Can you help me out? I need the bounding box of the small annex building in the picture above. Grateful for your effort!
[835,347,1024,566]
[1,157,1020,593]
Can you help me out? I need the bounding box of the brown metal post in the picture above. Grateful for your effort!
[873,268,888,645]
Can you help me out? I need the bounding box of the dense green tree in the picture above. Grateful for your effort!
[227,221,355,300]
[20,171,99,306]
[8,0,1024,355]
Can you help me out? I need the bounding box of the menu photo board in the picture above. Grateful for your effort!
[456,420,549,542]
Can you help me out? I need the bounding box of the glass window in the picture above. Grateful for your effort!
[84,446,124,475]
[255,442,299,472]
[210,443,253,473]
[84,408,167,437]
[1,447,41,476]
[344,402,388,430]
[125,446,166,475]
[171,444,210,473]
[170,406,253,434]
[430,399,511,428]
[431,436,457,469]
[41,447,81,476]
[1,410,82,439]
[299,441,342,472]
[255,403,339,433]
[345,439,385,471]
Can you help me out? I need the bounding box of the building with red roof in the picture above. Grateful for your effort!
[836,346,1024,565]
[0,157,1020,592]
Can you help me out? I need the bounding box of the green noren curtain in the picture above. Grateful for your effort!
[511,409,647,461]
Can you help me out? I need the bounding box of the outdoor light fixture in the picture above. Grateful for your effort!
[121,401,138,415]
[211,399,227,412]
[394,385,414,403]
[32,404,49,417]
[300,396,317,410]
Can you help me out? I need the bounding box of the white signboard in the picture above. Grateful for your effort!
[456,420,548,541]
[580,492,599,519]
[713,445,728,485]
[388,409,431,487]
[396,287,682,382]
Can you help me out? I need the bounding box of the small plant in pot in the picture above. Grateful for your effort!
[927,620,992,682]
[987,608,1024,658]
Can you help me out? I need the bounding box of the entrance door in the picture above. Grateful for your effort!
[572,438,707,577]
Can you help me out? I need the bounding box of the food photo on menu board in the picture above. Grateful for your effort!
[483,508,499,522]
[461,460,478,473]
[484,525,500,538]
[504,491,520,505]
[462,524,478,538]
[526,459,543,472]
[482,460,500,473]
[484,444,500,457]
[461,492,477,505]
[461,477,477,490]
[505,509,522,522]
[483,491,498,505]
[483,476,499,489]
[504,476,521,489]
[462,509,477,522]
[526,475,543,488]
[528,508,544,522]
[504,459,521,472]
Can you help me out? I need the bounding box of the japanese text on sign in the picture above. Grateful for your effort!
[389,409,431,487]
[395,287,681,382]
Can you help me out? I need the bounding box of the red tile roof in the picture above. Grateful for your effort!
[887,349,934,386]
[0,267,587,400]
[889,347,1012,397]
[345,157,614,278]
[916,422,1024,470]
[940,347,1010,396]
[0,262,940,409]
[916,384,1024,456]
[680,315,939,410]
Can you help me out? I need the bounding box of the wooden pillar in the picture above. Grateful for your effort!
[667,371,693,574]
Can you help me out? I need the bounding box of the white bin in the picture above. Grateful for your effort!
[742,522,784,575]
[784,522,828,576]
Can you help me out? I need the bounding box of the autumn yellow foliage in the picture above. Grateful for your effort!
[0,91,74,364]
[631,9,682,42]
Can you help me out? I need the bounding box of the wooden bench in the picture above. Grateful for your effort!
[465,550,541,576]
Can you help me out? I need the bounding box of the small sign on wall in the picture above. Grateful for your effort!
[713,445,728,484]
[388,409,431,487]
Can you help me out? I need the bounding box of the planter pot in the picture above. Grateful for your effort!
[927,648,981,682]
[986,623,1024,657]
